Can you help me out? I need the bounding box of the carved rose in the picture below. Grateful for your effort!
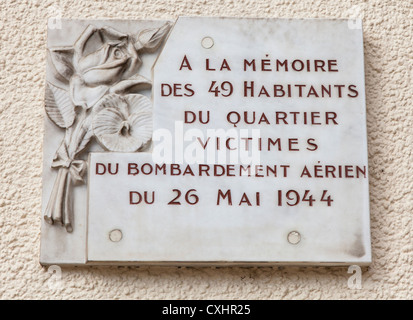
[70,26,140,108]
[48,22,171,109]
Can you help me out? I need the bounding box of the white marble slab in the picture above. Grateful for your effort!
[41,17,371,265]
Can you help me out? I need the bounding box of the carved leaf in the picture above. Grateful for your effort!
[48,47,74,84]
[45,82,76,128]
[134,22,172,52]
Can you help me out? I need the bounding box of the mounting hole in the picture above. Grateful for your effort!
[109,229,123,242]
[201,36,214,49]
[287,231,301,245]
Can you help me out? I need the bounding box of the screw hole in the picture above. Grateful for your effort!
[287,231,301,245]
[109,229,123,242]
[201,36,214,49]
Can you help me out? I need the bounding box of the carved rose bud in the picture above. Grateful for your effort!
[92,94,152,152]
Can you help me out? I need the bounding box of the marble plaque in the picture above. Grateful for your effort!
[41,17,371,266]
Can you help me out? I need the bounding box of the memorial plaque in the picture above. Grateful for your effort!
[41,17,371,265]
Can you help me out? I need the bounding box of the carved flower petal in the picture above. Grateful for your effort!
[92,94,153,152]
[100,26,128,42]
[91,92,129,115]
[93,107,126,136]
[70,75,109,108]
[126,93,152,114]
[128,111,153,144]
[98,133,144,153]
[109,76,151,95]
[121,41,141,79]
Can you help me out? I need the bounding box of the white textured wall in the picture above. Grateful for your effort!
[0,0,411,299]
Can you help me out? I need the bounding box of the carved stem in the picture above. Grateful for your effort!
[44,108,90,233]
[44,168,63,225]
[44,168,72,232]
[63,169,73,233]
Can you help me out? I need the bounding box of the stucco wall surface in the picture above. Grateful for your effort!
[0,0,412,300]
